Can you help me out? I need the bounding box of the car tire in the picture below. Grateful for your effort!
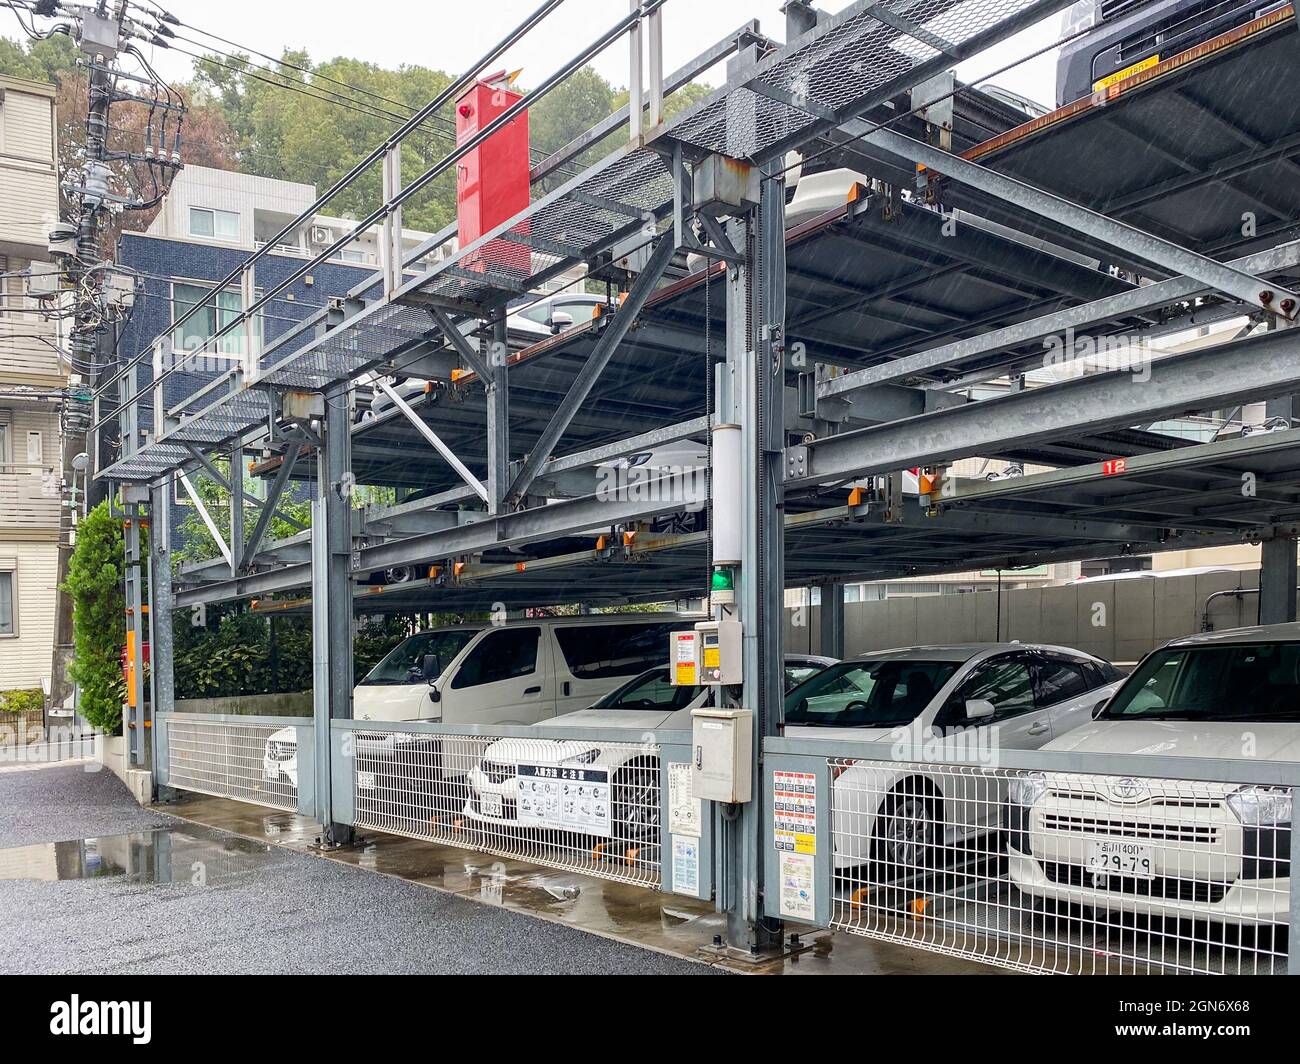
[612,757,660,866]
[870,780,940,885]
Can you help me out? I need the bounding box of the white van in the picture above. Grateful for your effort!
[262,614,698,788]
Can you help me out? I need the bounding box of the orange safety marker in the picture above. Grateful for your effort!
[847,486,865,507]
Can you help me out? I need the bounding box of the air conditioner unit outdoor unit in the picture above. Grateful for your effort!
[311,226,332,244]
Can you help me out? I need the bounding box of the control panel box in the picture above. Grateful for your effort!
[690,707,753,803]
[695,618,742,685]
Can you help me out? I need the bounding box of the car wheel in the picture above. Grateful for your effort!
[612,758,660,865]
[871,781,939,884]
[385,566,414,584]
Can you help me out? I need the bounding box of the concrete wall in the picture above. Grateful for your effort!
[786,569,1271,664]
[173,691,312,717]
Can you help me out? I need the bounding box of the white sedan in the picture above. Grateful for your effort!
[782,644,1124,877]
[1009,625,1299,931]
[464,656,837,846]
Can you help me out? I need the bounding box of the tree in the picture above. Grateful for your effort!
[174,460,313,566]
[63,501,127,732]
[192,50,458,233]
[0,32,77,83]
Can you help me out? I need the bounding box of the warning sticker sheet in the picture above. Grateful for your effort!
[668,762,702,837]
[516,763,612,837]
[779,851,816,921]
[772,770,817,855]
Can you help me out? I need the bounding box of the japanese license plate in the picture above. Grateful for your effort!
[481,791,503,818]
[1087,839,1154,879]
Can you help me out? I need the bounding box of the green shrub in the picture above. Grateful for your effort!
[63,501,126,733]
[0,688,44,714]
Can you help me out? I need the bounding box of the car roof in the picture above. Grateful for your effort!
[409,613,702,636]
[845,642,1101,663]
[1164,622,1300,648]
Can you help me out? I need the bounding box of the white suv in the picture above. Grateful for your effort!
[1009,624,1298,930]
[261,614,698,790]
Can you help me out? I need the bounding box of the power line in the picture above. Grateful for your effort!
[147,8,579,176]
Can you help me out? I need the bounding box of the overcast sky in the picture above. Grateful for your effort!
[2,0,1066,108]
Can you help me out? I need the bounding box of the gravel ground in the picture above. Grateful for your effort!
[0,760,177,848]
[0,763,718,975]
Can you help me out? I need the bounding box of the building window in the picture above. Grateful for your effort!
[0,569,14,637]
[340,250,367,264]
[0,423,9,469]
[189,206,239,240]
[172,282,264,357]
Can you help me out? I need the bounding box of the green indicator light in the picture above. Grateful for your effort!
[710,567,735,592]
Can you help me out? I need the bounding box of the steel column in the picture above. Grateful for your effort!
[817,580,845,659]
[1259,536,1298,625]
[312,380,355,845]
[722,165,787,953]
[230,443,245,576]
[148,478,175,791]
[487,315,511,514]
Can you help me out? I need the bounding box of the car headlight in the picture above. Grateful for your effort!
[1227,786,1292,826]
[567,748,601,765]
[1008,772,1047,807]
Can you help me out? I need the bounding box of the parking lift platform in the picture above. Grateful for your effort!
[166,6,1300,612]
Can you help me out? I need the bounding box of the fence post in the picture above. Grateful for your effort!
[1291,785,1299,975]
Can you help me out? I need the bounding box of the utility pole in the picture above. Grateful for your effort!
[17,2,185,716]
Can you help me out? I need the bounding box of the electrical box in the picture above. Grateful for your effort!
[693,155,760,217]
[695,618,742,685]
[669,629,700,686]
[456,75,530,276]
[691,707,753,803]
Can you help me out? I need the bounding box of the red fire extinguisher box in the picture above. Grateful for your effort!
[456,77,531,279]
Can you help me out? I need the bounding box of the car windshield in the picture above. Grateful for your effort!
[1101,641,1300,722]
[783,664,826,692]
[783,659,962,727]
[591,668,701,712]
[360,629,478,685]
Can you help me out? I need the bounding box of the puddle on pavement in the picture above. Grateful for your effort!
[0,827,276,886]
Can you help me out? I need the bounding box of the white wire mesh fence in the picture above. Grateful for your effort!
[164,716,299,812]
[827,759,1291,974]
[347,730,664,888]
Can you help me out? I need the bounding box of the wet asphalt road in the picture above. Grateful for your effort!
[0,762,718,975]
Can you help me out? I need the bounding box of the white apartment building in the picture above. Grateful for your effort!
[0,74,62,694]
[145,164,446,267]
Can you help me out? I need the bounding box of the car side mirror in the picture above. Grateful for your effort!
[548,310,574,334]
[965,698,996,721]
[1091,697,1110,720]
[421,653,442,684]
